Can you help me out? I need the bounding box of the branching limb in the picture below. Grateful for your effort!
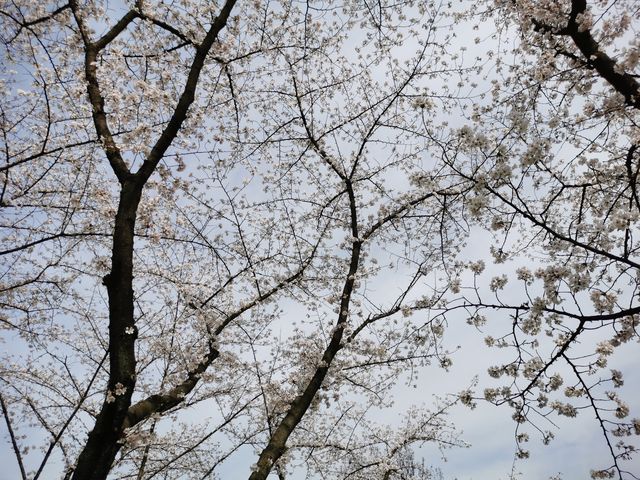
[0,392,27,480]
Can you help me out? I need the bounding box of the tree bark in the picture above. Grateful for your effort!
[72,181,142,479]
[69,1,239,476]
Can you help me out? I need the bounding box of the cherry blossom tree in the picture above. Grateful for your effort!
[0,0,638,479]
[436,1,640,478]
[0,1,474,479]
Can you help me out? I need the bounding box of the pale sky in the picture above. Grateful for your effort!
[1,2,639,479]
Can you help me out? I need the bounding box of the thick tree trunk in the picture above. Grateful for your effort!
[68,2,238,476]
[72,181,142,480]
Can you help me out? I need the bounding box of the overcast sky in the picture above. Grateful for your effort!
[1,2,639,479]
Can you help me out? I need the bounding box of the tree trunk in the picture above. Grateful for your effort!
[72,181,141,479]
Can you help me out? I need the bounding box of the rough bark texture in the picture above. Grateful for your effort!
[69,0,238,477]
[72,182,141,479]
